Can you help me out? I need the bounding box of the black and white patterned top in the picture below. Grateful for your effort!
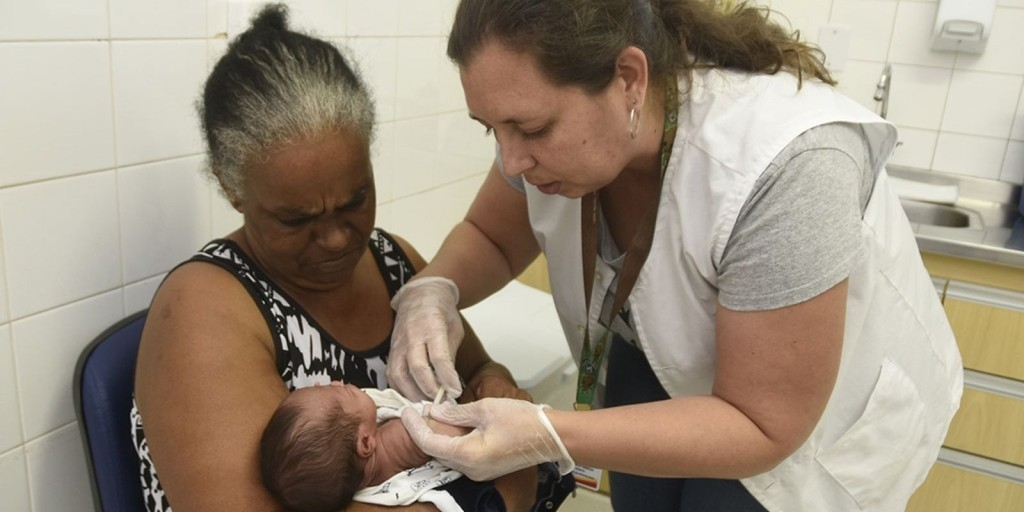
[130,228,414,512]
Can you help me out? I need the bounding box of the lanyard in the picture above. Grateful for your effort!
[574,77,679,411]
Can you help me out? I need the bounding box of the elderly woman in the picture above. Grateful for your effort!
[131,4,539,511]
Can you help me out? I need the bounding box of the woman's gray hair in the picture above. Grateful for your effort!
[200,3,375,200]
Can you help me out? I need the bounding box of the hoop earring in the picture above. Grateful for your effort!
[628,99,641,139]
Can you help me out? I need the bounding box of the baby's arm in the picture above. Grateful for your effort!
[425,416,470,437]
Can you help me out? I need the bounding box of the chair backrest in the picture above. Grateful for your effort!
[73,309,149,512]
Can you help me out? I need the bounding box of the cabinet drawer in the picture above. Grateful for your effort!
[943,285,1024,382]
[907,461,1024,512]
[944,387,1024,466]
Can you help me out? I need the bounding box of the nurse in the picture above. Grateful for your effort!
[389,0,963,510]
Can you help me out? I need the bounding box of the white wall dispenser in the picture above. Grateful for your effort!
[932,0,997,54]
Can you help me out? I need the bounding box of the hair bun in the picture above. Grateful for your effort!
[250,3,290,32]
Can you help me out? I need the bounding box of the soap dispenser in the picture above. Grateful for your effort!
[932,0,997,54]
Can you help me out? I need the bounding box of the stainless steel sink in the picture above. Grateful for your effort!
[888,165,1024,268]
[890,166,1020,231]
[899,199,982,229]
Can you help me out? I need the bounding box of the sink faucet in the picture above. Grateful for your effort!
[873,63,892,119]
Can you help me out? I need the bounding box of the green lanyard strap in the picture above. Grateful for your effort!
[575,76,679,410]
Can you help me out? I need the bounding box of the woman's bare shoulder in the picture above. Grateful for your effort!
[138,260,275,376]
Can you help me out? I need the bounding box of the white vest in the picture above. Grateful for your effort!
[526,69,963,511]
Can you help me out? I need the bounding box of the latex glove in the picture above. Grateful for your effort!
[388,277,464,401]
[400,397,575,481]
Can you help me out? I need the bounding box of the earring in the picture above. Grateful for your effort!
[628,99,641,139]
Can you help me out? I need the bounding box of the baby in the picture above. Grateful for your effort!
[259,382,474,512]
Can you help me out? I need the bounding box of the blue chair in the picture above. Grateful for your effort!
[73,309,149,512]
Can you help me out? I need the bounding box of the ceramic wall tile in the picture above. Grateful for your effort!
[435,153,492,193]
[375,202,394,232]
[0,326,22,453]
[1012,84,1024,141]
[830,0,898,62]
[124,275,164,315]
[942,71,1022,138]
[208,0,228,37]
[111,40,206,167]
[0,448,29,512]
[438,111,494,161]
[437,56,464,113]
[12,291,122,440]
[209,183,243,238]
[372,121,397,204]
[392,117,441,197]
[109,0,206,38]
[954,8,1024,75]
[0,234,8,324]
[886,64,952,130]
[345,37,398,122]
[287,0,347,38]
[888,127,938,170]
[0,172,122,319]
[398,0,445,36]
[932,133,1007,179]
[0,42,115,187]
[392,147,440,201]
[1001,140,1024,184]
[346,0,399,36]
[395,37,443,119]
[207,38,229,73]
[388,177,481,260]
[888,1,956,68]
[439,0,457,36]
[24,424,92,512]
[119,156,211,283]
[769,0,832,38]
[0,0,108,40]
[835,59,890,112]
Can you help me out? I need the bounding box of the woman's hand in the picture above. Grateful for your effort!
[401,398,575,481]
[461,362,533,403]
[388,277,465,401]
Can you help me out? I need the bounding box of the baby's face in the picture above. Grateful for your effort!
[323,381,377,428]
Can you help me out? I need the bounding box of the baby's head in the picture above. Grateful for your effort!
[260,382,378,512]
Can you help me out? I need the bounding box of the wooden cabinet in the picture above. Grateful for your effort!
[907,253,1024,512]
[907,462,1024,511]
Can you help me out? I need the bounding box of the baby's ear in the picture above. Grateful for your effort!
[356,432,375,458]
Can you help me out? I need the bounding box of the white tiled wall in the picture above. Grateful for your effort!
[763,0,1024,181]
[0,0,1021,510]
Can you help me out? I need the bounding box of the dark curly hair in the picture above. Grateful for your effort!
[260,389,364,512]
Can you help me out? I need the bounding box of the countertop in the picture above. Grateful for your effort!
[889,166,1024,270]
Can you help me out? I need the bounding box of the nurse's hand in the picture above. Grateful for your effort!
[400,397,575,481]
[388,277,464,402]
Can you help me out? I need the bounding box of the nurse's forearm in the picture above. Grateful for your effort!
[546,395,794,479]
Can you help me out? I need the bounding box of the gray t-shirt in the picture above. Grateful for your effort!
[502,122,874,318]
[718,122,874,310]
